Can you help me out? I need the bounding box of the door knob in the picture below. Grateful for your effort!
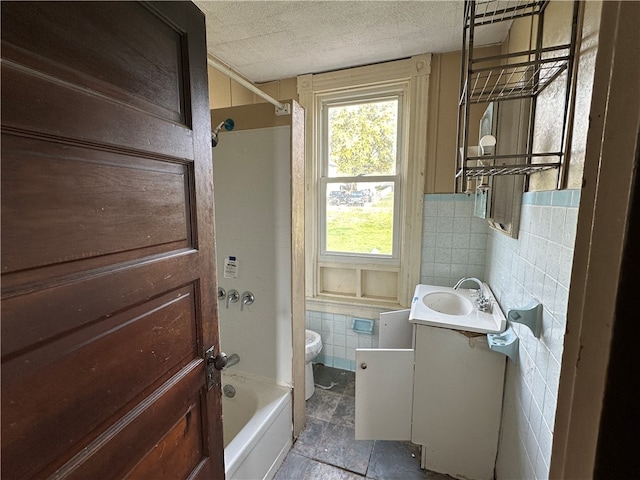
[205,347,227,390]
[360,363,367,369]
[208,352,228,371]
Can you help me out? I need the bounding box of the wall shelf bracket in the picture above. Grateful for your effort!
[508,299,542,337]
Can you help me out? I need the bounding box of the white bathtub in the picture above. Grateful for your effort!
[222,372,292,480]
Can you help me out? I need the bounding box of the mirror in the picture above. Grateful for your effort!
[473,98,530,238]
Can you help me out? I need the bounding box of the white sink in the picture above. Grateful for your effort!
[422,292,474,316]
[409,283,506,334]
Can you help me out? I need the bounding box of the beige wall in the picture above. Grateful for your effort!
[207,64,296,109]
[425,46,501,194]
[506,0,600,191]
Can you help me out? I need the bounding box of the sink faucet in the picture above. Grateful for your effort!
[453,277,491,312]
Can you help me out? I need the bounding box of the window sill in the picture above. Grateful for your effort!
[306,296,405,318]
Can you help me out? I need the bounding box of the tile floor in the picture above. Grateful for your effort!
[274,365,455,480]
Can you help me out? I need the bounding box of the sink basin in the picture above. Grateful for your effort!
[409,283,506,334]
[423,292,474,316]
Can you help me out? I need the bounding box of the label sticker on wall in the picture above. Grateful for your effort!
[224,256,238,279]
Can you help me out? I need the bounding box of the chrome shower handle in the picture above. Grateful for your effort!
[226,289,239,308]
[240,291,255,311]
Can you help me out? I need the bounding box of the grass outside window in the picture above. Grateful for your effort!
[326,195,394,255]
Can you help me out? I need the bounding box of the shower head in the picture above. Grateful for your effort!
[211,118,235,147]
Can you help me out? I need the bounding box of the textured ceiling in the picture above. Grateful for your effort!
[193,1,511,83]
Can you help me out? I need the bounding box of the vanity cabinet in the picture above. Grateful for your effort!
[356,311,506,480]
[412,324,506,480]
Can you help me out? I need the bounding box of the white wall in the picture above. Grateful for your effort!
[213,126,292,385]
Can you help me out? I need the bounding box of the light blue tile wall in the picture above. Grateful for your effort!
[488,189,580,480]
[305,311,378,372]
[421,193,490,286]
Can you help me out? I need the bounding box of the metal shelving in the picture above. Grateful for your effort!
[456,0,580,191]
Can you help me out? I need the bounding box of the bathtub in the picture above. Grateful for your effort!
[222,372,292,480]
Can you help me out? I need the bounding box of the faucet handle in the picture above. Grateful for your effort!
[240,291,255,311]
[226,289,239,309]
[476,295,492,313]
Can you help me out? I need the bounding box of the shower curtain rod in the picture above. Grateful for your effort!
[206,56,290,115]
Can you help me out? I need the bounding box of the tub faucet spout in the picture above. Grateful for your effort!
[225,353,240,369]
[453,277,491,312]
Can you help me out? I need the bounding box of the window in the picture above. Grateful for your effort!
[321,94,402,260]
[298,55,430,312]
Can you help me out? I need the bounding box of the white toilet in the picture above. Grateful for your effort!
[304,329,323,400]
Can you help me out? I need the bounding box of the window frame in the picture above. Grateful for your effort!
[298,55,430,312]
[318,88,406,264]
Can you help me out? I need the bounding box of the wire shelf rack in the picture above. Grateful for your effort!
[466,0,550,26]
[466,52,570,103]
[456,0,579,186]
[456,162,560,178]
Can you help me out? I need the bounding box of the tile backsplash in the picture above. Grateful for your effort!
[421,193,490,287]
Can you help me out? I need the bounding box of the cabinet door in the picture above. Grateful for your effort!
[355,348,414,440]
[379,309,413,349]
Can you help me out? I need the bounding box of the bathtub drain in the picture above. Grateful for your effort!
[223,384,236,398]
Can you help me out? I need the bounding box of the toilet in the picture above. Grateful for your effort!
[305,329,323,400]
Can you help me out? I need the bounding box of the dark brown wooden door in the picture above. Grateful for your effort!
[1,2,224,478]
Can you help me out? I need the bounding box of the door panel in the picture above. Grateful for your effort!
[1,2,223,479]
[355,348,414,441]
[1,134,192,274]
[1,2,188,124]
[379,309,413,349]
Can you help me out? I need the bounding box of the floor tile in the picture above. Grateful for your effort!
[307,460,366,479]
[366,441,427,480]
[331,395,355,428]
[313,422,374,475]
[276,365,457,480]
[306,388,341,422]
[275,451,366,480]
[313,363,355,395]
[343,378,356,397]
[292,416,329,458]
[274,451,311,480]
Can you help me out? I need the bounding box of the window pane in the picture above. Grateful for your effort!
[327,99,398,177]
[325,182,395,255]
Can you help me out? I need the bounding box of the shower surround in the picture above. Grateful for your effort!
[213,126,293,386]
